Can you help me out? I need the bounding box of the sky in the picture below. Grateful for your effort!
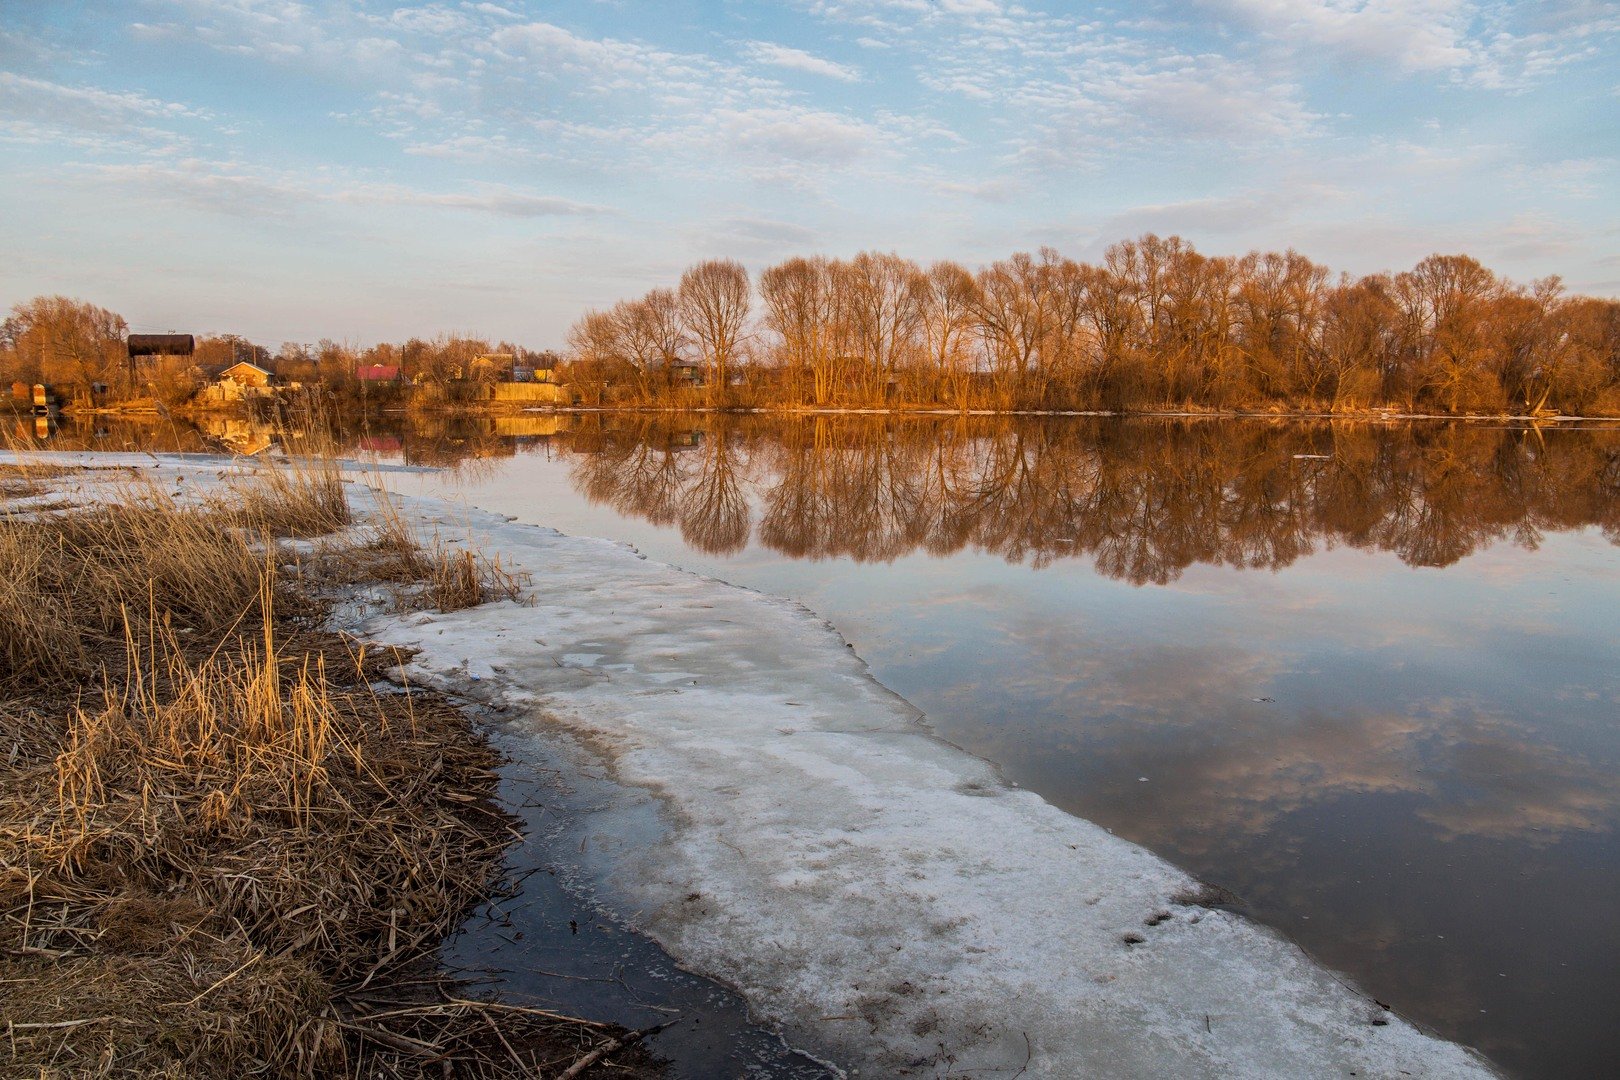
[2,0,1618,348]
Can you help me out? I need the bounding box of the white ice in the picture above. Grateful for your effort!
[338,480,1496,1079]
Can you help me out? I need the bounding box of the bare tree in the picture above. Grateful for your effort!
[6,295,127,397]
[678,259,751,401]
[843,252,927,402]
[761,256,839,405]
[919,261,980,408]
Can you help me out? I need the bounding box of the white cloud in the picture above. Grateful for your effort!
[662,104,888,168]
[936,0,1004,16]
[363,186,603,217]
[1213,0,1478,71]
[1508,157,1615,200]
[402,132,528,161]
[1092,57,1319,140]
[85,159,304,217]
[744,41,862,82]
[1102,193,1295,239]
[1210,0,1620,87]
[82,158,606,219]
[0,72,211,125]
[388,6,471,36]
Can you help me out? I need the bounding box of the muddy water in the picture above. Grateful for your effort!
[440,721,837,1078]
[38,413,1620,1077]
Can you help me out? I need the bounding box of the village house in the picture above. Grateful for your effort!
[669,359,705,387]
[356,364,407,385]
[214,360,273,396]
[471,353,515,381]
[219,360,275,388]
[196,361,291,406]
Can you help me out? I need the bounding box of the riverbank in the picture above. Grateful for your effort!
[380,401,1620,423]
[3,449,1504,1077]
[25,395,1620,428]
[334,468,1501,1077]
[0,454,661,1078]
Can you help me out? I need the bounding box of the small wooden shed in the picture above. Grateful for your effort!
[219,361,275,389]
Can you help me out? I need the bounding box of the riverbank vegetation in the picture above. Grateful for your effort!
[0,457,659,1077]
[6,235,1618,419]
[571,240,1620,415]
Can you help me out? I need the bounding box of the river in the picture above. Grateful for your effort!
[34,411,1620,1077]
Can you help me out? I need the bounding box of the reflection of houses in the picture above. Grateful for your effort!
[493,414,572,438]
[199,415,276,456]
[357,434,404,453]
[667,429,703,451]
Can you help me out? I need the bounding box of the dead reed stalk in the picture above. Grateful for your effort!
[209,455,352,537]
[1,456,655,1079]
[359,486,529,612]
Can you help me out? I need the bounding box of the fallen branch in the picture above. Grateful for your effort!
[556,1020,678,1080]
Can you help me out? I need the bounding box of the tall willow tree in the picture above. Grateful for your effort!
[678,259,750,401]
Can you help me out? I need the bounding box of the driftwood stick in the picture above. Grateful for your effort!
[555,1019,677,1080]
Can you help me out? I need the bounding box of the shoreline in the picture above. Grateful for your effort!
[3,449,1504,1076]
[337,469,1500,1078]
[0,453,664,1078]
[29,401,1620,426]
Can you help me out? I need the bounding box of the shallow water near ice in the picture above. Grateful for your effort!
[438,721,839,1079]
[343,479,1493,1077]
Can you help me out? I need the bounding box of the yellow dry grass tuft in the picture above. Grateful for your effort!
[358,487,530,612]
[1,454,657,1079]
[3,586,516,1074]
[2,457,354,693]
[1,494,267,692]
[208,455,352,537]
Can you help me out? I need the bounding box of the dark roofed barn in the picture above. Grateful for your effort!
[127,334,196,358]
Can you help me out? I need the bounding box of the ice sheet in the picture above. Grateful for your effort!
[337,480,1497,1079]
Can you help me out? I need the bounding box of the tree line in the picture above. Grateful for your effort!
[7,234,1619,416]
[0,295,558,410]
[569,237,1620,415]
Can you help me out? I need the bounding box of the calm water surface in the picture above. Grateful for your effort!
[35,413,1620,1077]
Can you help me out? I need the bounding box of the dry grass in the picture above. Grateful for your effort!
[0,458,74,500]
[353,487,529,613]
[420,542,527,612]
[0,460,658,1079]
[0,495,267,692]
[2,458,350,693]
[208,457,352,538]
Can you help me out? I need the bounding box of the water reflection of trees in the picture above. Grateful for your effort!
[563,417,1620,582]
